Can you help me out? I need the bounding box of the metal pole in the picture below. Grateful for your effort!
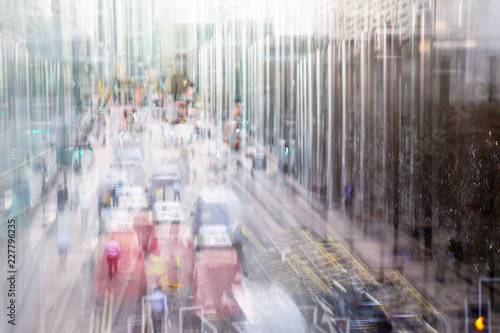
[341,39,347,200]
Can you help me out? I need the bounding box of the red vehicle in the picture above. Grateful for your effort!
[132,209,158,256]
[92,231,147,301]
[191,249,244,322]
[152,224,195,288]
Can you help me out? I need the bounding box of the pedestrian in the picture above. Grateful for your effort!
[236,159,243,174]
[231,223,247,263]
[192,164,197,180]
[173,179,181,202]
[62,185,68,210]
[79,192,92,230]
[57,229,70,272]
[70,191,80,211]
[57,186,63,212]
[112,188,118,207]
[104,236,121,278]
[344,182,355,214]
[148,285,168,333]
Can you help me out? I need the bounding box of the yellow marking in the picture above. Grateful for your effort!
[244,227,267,254]
[225,170,282,233]
[142,303,149,333]
[106,292,114,333]
[232,158,436,314]
[287,250,329,292]
[88,303,95,333]
[392,270,435,312]
[100,290,109,333]
[141,300,147,333]
[94,309,100,333]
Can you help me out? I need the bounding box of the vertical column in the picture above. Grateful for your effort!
[265,34,270,148]
[382,25,388,224]
[316,48,321,200]
[360,33,366,225]
[327,42,335,207]
[341,39,347,200]
[242,21,247,150]
[307,41,313,191]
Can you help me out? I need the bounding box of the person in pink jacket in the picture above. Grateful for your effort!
[104,236,122,278]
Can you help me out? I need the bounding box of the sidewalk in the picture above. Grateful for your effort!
[1,109,107,333]
[246,139,482,332]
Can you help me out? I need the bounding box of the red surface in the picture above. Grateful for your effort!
[192,249,244,320]
[92,231,147,300]
[153,224,195,287]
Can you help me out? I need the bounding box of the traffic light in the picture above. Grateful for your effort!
[285,146,289,155]
[475,317,485,330]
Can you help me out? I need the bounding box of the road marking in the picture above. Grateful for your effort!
[106,291,114,333]
[88,303,96,333]
[244,227,267,254]
[100,290,109,333]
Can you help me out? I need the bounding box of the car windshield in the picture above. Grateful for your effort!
[199,225,229,235]
[199,204,230,225]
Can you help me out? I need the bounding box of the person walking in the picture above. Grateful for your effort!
[344,182,355,215]
[79,192,92,230]
[57,229,70,272]
[148,285,168,333]
[192,164,197,180]
[57,186,63,212]
[104,236,121,278]
[231,223,247,262]
[236,158,243,174]
[62,185,68,210]
[70,190,79,211]
[173,180,181,202]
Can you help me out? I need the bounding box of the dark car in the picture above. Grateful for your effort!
[192,186,242,234]
[149,164,182,204]
[315,269,393,332]
[252,153,267,170]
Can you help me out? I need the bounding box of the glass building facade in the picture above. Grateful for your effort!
[196,0,500,276]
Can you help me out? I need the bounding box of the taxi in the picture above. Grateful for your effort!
[191,249,244,322]
[148,224,195,288]
[131,209,157,256]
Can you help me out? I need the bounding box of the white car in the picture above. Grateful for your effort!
[246,146,257,158]
[152,201,185,225]
[116,186,148,210]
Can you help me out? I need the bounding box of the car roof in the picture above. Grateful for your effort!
[153,164,181,174]
[156,224,193,243]
[116,148,143,160]
[197,186,236,204]
[197,249,238,267]
[99,209,136,231]
[100,169,128,182]
[116,186,145,196]
[99,230,140,244]
[153,201,182,209]
[131,210,153,227]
